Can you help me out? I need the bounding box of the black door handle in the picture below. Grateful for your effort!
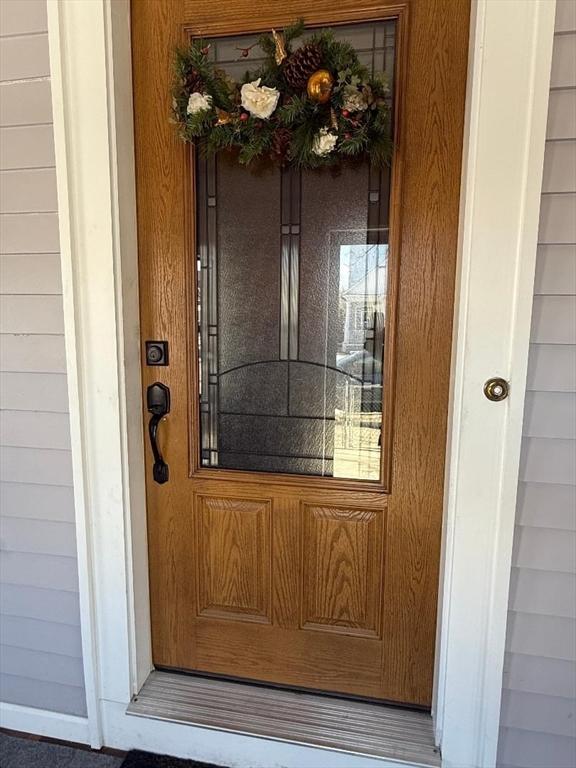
[147,382,170,484]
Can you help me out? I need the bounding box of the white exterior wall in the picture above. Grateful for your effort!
[0,0,86,717]
[497,2,576,767]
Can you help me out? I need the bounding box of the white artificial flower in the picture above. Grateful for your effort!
[342,85,368,113]
[240,78,280,120]
[187,92,213,115]
[312,127,338,157]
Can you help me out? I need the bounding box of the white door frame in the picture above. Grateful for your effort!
[40,0,556,766]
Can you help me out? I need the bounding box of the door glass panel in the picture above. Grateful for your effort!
[197,21,396,480]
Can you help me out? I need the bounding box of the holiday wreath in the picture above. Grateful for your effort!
[172,20,393,169]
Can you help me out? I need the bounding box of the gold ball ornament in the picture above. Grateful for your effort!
[306,69,334,104]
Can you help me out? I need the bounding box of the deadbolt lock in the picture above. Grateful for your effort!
[484,377,509,402]
[145,340,169,366]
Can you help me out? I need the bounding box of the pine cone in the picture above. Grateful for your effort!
[283,43,322,90]
[184,68,203,94]
[271,127,292,162]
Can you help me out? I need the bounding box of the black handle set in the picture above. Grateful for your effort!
[147,382,170,484]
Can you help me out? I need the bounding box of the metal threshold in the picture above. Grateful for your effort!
[127,670,440,766]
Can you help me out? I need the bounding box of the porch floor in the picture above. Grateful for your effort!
[127,671,440,766]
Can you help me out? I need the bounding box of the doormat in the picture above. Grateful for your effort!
[121,750,224,768]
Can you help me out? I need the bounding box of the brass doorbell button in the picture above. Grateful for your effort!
[484,377,509,402]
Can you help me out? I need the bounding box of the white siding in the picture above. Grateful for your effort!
[0,1,86,717]
[497,5,576,766]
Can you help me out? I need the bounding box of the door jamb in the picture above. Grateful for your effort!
[45,0,556,765]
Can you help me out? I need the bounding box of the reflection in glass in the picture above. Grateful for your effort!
[332,240,387,480]
[196,20,395,481]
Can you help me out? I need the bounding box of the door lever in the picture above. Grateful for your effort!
[147,382,170,484]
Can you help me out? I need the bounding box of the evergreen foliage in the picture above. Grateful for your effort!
[172,21,393,170]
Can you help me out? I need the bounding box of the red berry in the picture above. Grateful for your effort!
[342,109,350,118]
[344,132,351,140]
[239,112,249,121]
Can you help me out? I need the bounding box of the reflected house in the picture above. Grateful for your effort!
[337,243,386,408]
[331,243,387,478]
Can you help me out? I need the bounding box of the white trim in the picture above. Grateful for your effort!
[102,700,423,768]
[44,0,556,765]
[433,1,556,766]
[46,0,150,741]
[102,0,153,696]
[46,0,104,749]
[0,703,90,745]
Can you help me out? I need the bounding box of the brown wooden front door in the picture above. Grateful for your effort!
[132,0,470,707]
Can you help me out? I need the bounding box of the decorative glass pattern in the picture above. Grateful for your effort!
[197,21,396,479]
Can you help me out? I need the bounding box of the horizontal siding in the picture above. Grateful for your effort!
[533,245,576,294]
[0,168,58,212]
[506,612,576,662]
[0,212,59,252]
[0,0,84,720]
[541,142,576,193]
[0,371,69,411]
[512,526,576,574]
[0,80,53,126]
[0,124,55,170]
[501,690,575,739]
[498,15,576,768]
[0,517,77,558]
[0,334,67,373]
[0,253,63,293]
[520,437,576,485]
[550,33,576,89]
[0,294,64,333]
[1,550,80,592]
[530,295,576,344]
[0,0,47,36]
[526,344,576,392]
[0,583,80,626]
[550,35,576,89]
[508,567,576,617]
[555,1,576,34]
[0,446,73,486]
[523,391,576,438]
[503,652,576,700]
[517,482,576,530]
[0,410,71,450]
[538,193,576,243]
[547,89,576,139]
[0,482,75,522]
[0,645,84,688]
[542,140,576,194]
[499,729,576,768]
[0,615,82,658]
[0,33,50,83]
[0,673,86,717]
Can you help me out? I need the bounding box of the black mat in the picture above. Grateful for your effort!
[120,751,223,768]
[0,733,122,768]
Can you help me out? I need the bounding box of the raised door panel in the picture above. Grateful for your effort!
[301,503,384,637]
[196,495,271,623]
